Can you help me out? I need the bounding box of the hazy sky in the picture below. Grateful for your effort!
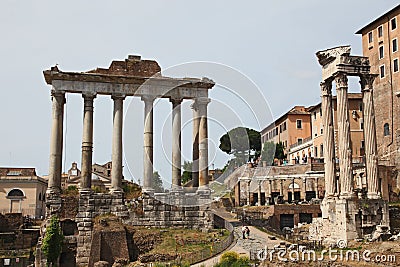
[0,1,398,185]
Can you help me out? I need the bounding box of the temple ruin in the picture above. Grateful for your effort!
[40,55,215,266]
[309,46,390,245]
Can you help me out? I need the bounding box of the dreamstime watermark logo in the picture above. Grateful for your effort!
[256,239,396,263]
[123,61,275,207]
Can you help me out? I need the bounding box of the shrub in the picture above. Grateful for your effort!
[42,215,64,266]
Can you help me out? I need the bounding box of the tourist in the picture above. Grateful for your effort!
[241,226,247,239]
[245,226,250,239]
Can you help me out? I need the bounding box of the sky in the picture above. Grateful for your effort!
[0,0,398,186]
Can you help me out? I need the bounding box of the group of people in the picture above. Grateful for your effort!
[241,225,250,239]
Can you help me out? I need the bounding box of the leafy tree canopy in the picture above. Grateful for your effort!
[153,171,164,193]
[219,127,261,165]
[181,161,193,185]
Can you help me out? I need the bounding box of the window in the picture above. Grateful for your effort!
[359,102,363,112]
[320,128,323,135]
[391,17,397,30]
[394,58,399,73]
[393,38,398,53]
[379,46,384,59]
[314,147,318,157]
[380,65,385,78]
[384,123,390,136]
[296,119,302,129]
[7,189,24,197]
[282,122,287,131]
[360,118,364,130]
[320,144,324,157]
[297,138,303,145]
[313,111,316,120]
[279,124,282,133]
[378,25,383,37]
[320,108,322,116]
[368,31,373,43]
[361,140,365,149]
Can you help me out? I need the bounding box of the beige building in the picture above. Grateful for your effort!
[0,168,47,218]
[261,106,312,162]
[356,4,400,169]
[306,93,365,164]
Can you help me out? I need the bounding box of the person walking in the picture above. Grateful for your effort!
[245,226,250,239]
[241,226,247,239]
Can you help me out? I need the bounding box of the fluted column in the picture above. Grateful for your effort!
[279,179,283,196]
[111,94,125,192]
[47,91,65,195]
[315,177,319,199]
[197,97,211,188]
[360,74,380,199]
[171,98,182,188]
[80,93,96,190]
[335,72,354,198]
[142,96,155,193]
[191,101,200,188]
[321,80,336,197]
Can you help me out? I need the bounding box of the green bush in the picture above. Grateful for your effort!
[42,215,64,266]
[214,251,251,267]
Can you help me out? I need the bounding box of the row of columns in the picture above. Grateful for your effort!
[251,177,320,206]
[320,72,379,199]
[46,91,211,196]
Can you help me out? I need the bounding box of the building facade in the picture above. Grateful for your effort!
[0,168,47,218]
[356,4,400,169]
[261,106,312,160]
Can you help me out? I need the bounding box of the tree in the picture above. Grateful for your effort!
[261,141,275,166]
[219,127,261,165]
[261,141,286,166]
[42,215,64,266]
[152,171,164,193]
[275,141,286,160]
[181,161,193,185]
[214,251,251,267]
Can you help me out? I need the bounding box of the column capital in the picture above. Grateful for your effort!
[141,95,156,103]
[320,80,333,96]
[359,74,378,91]
[51,90,65,97]
[334,72,348,89]
[194,97,211,106]
[111,94,126,100]
[82,92,97,100]
[170,97,183,105]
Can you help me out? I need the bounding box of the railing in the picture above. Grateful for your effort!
[166,213,236,266]
[289,136,312,150]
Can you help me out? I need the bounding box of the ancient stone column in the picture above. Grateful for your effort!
[321,80,336,197]
[191,101,200,188]
[80,93,96,190]
[197,97,211,188]
[47,91,65,195]
[258,180,262,206]
[302,178,307,201]
[268,179,273,203]
[335,72,354,198]
[360,74,380,199]
[142,96,155,193]
[279,179,283,196]
[111,94,125,192]
[247,180,251,206]
[171,98,182,189]
[315,177,319,199]
[291,178,295,202]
